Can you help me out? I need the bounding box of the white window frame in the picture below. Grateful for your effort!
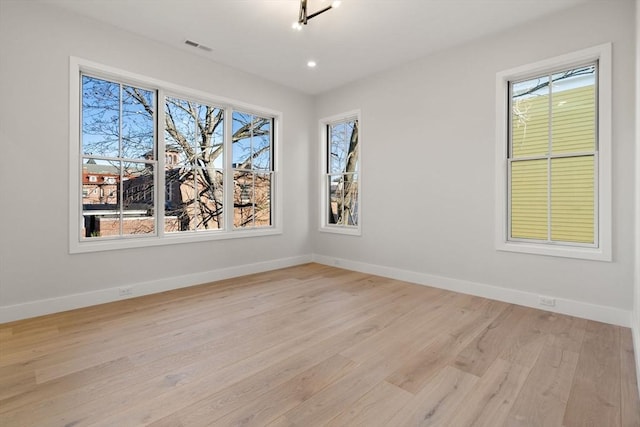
[319,110,362,236]
[495,44,612,261]
[69,57,282,253]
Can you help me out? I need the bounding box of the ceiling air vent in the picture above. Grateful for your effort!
[184,39,213,52]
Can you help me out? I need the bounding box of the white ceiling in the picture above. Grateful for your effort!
[41,0,590,94]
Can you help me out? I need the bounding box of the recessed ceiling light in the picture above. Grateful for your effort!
[307,60,317,68]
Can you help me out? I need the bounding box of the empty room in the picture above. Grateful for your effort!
[1,0,639,425]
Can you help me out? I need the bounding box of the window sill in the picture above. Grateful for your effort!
[319,226,361,236]
[496,240,611,262]
[70,227,282,254]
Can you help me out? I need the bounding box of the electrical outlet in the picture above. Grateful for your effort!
[539,296,556,307]
[118,287,133,297]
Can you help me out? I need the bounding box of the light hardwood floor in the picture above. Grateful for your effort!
[1,263,638,426]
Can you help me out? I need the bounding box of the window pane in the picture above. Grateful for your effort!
[82,158,121,238]
[511,76,549,158]
[82,76,120,158]
[344,173,359,226]
[82,158,119,205]
[122,86,155,159]
[232,111,271,171]
[233,171,272,228]
[253,121,271,171]
[165,97,196,167]
[329,122,347,173]
[232,136,252,169]
[327,173,358,226]
[254,172,272,226]
[551,66,596,154]
[328,120,358,174]
[232,111,253,168]
[165,168,223,232]
[511,159,548,240]
[166,169,198,232]
[551,156,594,243]
[197,168,224,230]
[234,170,254,227]
[197,105,224,169]
[122,162,155,236]
[328,175,340,225]
[164,169,181,232]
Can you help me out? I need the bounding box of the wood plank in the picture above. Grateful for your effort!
[385,365,478,427]
[498,307,553,370]
[386,301,504,394]
[0,356,135,416]
[620,327,640,427]
[211,354,358,426]
[504,345,579,426]
[540,312,587,353]
[563,321,621,427]
[447,357,530,426]
[0,370,35,401]
[339,290,467,365]
[266,360,394,426]
[324,381,412,427]
[453,303,528,377]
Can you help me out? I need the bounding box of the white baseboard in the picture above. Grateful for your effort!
[0,254,313,323]
[1,253,632,328]
[312,254,632,327]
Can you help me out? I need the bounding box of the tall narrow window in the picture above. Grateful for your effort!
[232,111,273,228]
[164,96,224,232]
[509,64,596,244]
[322,114,360,233]
[81,75,156,239]
[496,44,611,261]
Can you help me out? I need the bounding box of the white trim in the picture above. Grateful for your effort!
[635,324,640,398]
[157,88,166,238]
[0,255,312,323]
[319,110,362,235]
[1,254,631,327]
[634,0,640,397]
[312,254,631,327]
[495,44,612,261]
[69,57,283,253]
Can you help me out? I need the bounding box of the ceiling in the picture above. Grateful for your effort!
[41,0,590,95]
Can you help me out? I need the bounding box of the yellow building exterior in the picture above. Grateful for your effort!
[510,82,596,244]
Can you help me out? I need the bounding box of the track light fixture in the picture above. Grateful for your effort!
[292,0,341,30]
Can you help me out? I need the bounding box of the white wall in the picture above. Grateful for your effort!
[0,1,314,321]
[313,1,636,325]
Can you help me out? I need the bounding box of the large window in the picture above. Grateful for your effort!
[71,58,280,253]
[81,76,156,238]
[232,111,273,228]
[495,45,611,260]
[321,112,360,234]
